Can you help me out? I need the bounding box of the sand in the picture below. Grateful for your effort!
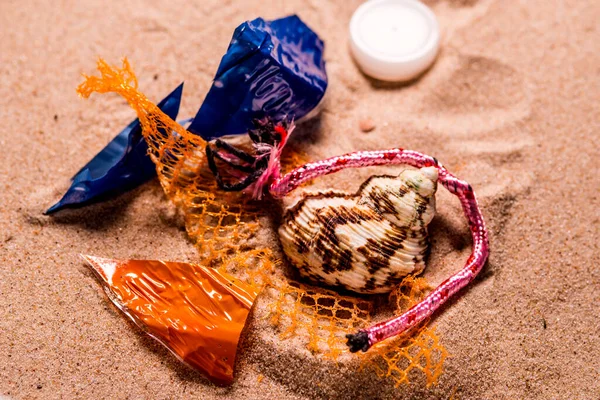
[1,0,599,398]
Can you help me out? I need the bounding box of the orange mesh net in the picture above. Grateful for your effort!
[359,276,448,387]
[269,282,373,358]
[77,58,446,387]
[268,275,447,387]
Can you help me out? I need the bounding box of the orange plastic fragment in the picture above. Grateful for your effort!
[82,255,259,385]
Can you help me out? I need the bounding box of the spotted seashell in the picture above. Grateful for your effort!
[278,167,438,294]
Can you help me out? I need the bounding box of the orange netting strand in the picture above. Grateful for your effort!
[181,166,264,263]
[77,58,207,205]
[77,59,271,275]
[268,281,374,358]
[77,58,447,387]
[269,274,448,387]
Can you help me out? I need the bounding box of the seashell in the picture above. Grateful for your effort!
[278,167,438,294]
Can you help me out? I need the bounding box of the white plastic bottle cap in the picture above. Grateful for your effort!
[350,0,440,82]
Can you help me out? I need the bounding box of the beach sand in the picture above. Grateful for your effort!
[1,0,598,398]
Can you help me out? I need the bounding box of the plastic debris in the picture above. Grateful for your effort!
[77,59,447,388]
[82,255,259,385]
[45,84,183,214]
[48,15,326,213]
[188,15,327,140]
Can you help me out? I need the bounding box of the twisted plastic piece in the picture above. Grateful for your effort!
[269,148,489,351]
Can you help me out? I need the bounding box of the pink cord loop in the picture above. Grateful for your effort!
[269,148,489,351]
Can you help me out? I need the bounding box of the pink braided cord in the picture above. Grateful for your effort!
[269,148,490,349]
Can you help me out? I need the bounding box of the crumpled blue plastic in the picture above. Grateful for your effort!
[187,15,327,141]
[45,83,183,214]
[47,15,326,213]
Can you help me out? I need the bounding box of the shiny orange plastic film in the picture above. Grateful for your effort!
[82,255,259,385]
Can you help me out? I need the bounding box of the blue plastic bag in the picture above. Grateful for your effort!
[188,15,327,140]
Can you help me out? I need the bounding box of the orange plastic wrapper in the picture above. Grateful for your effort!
[82,255,259,385]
